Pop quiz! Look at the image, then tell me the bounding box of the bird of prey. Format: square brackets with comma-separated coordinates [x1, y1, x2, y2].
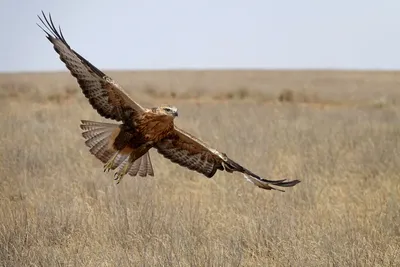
[37, 11, 300, 191]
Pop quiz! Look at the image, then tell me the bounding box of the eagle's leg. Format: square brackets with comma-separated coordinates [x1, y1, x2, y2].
[113, 144, 150, 184]
[114, 160, 133, 184]
[103, 151, 119, 172]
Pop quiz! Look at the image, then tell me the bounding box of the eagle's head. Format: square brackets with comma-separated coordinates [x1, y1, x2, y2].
[157, 105, 179, 118]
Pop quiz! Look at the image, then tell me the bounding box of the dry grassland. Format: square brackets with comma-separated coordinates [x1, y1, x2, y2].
[0, 70, 400, 266]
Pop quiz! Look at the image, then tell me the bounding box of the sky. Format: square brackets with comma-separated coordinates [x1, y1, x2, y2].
[1, 0, 400, 72]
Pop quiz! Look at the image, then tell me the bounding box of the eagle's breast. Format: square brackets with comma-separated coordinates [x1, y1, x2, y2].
[137, 112, 175, 143]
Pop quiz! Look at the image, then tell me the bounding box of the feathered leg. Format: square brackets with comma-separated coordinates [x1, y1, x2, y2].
[103, 151, 119, 172]
[113, 144, 151, 184]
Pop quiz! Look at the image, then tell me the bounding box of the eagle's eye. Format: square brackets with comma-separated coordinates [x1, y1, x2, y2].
[162, 106, 178, 117]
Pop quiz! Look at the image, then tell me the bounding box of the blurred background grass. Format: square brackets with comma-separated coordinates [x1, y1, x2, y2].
[0, 70, 399, 266]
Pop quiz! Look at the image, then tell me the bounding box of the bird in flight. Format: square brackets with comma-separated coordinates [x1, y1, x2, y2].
[37, 11, 300, 191]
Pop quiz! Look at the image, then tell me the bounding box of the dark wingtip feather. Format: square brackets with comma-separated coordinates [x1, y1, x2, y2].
[279, 179, 301, 187]
[266, 179, 301, 187]
[36, 12, 51, 37]
[224, 156, 301, 191]
[37, 10, 69, 46]
[267, 179, 301, 192]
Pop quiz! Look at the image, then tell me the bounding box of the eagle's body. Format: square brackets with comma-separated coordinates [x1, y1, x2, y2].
[37, 11, 300, 191]
[100, 106, 177, 180]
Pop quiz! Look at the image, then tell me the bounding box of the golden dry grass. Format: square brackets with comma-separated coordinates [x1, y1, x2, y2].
[1, 70, 400, 266]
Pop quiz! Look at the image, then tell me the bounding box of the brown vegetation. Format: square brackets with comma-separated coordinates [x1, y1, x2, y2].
[0, 70, 399, 266]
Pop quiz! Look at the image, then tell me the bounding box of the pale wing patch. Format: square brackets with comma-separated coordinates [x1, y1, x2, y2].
[243, 174, 278, 191]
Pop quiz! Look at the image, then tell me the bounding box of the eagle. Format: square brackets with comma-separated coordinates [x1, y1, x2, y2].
[37, 11, 300, 192]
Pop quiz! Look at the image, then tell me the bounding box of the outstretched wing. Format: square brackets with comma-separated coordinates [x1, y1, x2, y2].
[37, 11, 144, 122]
[155, 127, 300, 191]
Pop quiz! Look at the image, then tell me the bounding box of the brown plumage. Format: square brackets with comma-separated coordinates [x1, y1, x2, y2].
[37, 11, 300, 191]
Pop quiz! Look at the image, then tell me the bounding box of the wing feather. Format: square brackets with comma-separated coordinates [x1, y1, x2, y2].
[37, 11, 144, 122]
[155, 127, 300, 191]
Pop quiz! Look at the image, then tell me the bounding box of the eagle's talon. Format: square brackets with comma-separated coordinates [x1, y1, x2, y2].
[113, 161, 131, 184]
[114, 173, 124, 184]
[103, 162, 113, 172]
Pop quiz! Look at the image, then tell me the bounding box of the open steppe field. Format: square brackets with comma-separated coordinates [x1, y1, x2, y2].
[1, 70, 400, 266]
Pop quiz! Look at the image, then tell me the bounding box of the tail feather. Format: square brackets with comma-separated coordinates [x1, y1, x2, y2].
[128, 156, 142, 176]
[80, 120, 154, 177]
[82, 126, 114, 139]
[126, 152, 154, 177]
[85, 131, 112, 148]
[146, 153, 154, 176]
[138, 154, 148, 176]
[89, 137, 110, 155]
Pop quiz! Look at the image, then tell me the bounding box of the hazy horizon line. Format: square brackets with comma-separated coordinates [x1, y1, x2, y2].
[2, 67, 400, 75]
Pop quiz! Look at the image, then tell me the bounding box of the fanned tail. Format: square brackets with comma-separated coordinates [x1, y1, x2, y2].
[79, 120, 154, 177]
